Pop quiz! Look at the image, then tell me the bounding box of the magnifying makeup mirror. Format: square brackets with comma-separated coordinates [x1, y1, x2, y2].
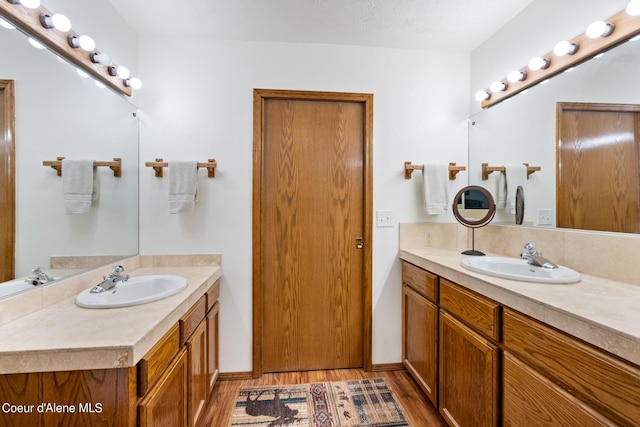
[452, 185, 496, 256]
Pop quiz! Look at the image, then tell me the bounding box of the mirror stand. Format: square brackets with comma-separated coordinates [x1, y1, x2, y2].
[462, 229, 485, 256]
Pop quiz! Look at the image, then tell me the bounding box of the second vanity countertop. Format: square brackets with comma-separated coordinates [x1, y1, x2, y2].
[0, 265, 221, 374]
[401, 247, 640, 366]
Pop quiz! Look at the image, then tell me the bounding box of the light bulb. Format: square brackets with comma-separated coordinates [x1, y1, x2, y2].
[28, 37, 45, 49]
[78, 35, 95, 51]
[90, 51, 112, 65]
[116, 66, 130, 79]
[586, 21, 614, 38]
[490, 81, 507, 93]
[627, 0, 640, 16]
[475, 90, 490, 102]
[554, 40, 579, 56]
[528, 56, 550, 71]
[20, 0, 40, 9]
[51, 14, 71, 32]
[129, 77, 142, 90]
[0, 18, 15, 30]
[507, 70, 527, 83]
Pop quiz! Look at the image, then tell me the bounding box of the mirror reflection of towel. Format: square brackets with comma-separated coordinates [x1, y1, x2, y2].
[498, 165, 527, 214]
[168, 161, 198, 214]
[423, 164, 449, 215]
[62, 159, 96, 214]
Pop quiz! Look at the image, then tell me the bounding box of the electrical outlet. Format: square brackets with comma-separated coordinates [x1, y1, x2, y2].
[538, 209, 553, 226]
[376, 210, 393, 228]
[424, 231, 433, 247]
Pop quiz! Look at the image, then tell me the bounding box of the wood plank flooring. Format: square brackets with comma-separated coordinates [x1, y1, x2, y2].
[198, 369, 446, 426]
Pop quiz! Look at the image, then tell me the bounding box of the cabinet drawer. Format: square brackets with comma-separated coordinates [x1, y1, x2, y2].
[503, 308, 640, 426]
[180, 295, 207, 345]
[206, 279, 220, 312]
[401, 261, 437, 302]
[138, 323, 181, 396]
[503, 351, 613, 427]
[439, 279, 501, 341]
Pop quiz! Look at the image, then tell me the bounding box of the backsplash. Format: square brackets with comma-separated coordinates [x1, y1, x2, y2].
[400, 222, 640, 286]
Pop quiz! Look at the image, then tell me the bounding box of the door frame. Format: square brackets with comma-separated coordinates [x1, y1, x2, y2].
[252, 89, 373, 377]
[0, 80, 15, 281]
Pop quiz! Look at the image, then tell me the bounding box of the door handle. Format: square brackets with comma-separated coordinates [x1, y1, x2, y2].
[355, 237, 364, 249]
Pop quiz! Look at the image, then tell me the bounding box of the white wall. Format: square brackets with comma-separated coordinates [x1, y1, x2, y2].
[470, 0, 630, 114]
[137, 37, 470, 372]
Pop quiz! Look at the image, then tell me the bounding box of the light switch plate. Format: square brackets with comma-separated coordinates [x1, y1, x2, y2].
[376, 210, 393, 227]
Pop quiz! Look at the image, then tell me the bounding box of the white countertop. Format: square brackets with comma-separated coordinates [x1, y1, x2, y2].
[0, 265, 221, 374]
[400, 248, 640, 366]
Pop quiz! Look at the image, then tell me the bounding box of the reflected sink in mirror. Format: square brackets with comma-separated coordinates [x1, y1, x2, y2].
[461, 257, 581, 284]
[0, 280, 36, 298]
[75, 275, 187, 309]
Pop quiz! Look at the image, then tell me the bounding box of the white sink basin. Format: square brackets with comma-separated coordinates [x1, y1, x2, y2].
[461, 257, 581, 284]
[0, 280, 35, 298]
[75, 275, 187, 309]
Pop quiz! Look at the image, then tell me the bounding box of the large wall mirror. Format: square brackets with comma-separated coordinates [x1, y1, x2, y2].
[0, 22, 139, 298]
[469, 34, 640, 232]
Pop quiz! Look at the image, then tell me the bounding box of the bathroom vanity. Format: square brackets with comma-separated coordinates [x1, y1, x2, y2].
[401, 248, 640, 427]
[0, 256, 221, 427]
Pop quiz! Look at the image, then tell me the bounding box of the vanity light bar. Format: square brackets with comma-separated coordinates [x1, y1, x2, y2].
[0, 1, 138, 96]
[476, 5, 640, 108]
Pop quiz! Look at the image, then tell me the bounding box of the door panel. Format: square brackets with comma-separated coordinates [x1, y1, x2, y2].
[255, 90, 372, 373]
[557, 103, 640, 233]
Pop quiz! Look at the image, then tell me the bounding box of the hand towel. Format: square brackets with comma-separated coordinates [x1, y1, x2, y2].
[423, 163, 449, 215]
[169, 161, 198, 214]
[62, 159, 96, 214]
[505, 165, 527, 214]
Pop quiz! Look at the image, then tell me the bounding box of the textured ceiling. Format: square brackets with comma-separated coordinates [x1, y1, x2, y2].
[105, 0, 534, 52]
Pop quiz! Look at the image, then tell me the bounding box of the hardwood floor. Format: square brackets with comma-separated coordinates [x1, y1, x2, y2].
[198, 368, 446, 426]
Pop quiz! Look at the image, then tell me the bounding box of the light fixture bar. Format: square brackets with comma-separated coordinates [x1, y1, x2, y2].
[0, 2, 131, 96]
[479, 8, 640, 108]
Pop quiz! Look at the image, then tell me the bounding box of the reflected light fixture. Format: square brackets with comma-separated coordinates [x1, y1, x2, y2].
[475, 90, 490, 102]
[627, 0, 640, 16]
[490, 81, 507, 93]
[0, 17, 16, 30]
[528, 56, 550, 71]
[27, 37, 45, 49]
[507, 70, 527, 83]
[586, 21, 615, 38]
[554, 40, 579, 56]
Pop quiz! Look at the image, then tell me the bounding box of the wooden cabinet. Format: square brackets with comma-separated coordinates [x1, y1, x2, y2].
[438, 311, 499, 427]
[503, 308, 640, 426]
[402, 284, 438, 405]
[401, 261, 438, 405]
[138, 348, 188, 427]
[0, 279, 220, 427]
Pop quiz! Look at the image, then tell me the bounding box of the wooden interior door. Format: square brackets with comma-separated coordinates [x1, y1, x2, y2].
[253, 89, 372, 374]
[557, 102, 640, 233]
[0, 80, 15, 282]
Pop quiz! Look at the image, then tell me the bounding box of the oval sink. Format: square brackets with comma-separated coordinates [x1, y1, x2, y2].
[75, 275, 187, 309]
[461, 257, 581, 284]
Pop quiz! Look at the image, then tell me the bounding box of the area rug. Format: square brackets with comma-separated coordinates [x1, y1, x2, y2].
[229, 378, 410, 427]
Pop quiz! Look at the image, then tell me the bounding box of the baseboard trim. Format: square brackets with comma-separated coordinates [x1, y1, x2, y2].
[217, 371, 254, 381]
[371, 363, 405, 372]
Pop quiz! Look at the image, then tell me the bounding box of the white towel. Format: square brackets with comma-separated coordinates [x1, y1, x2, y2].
[423, 163, 449, 215]
[62, 159, 96, 214]
[499, 165, 527, 214]
[169, 161, 198, 214]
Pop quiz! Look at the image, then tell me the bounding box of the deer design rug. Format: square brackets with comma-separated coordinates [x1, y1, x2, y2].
[229, 378, 410, 427]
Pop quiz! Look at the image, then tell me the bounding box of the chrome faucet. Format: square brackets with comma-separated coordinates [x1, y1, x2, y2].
[520, 243, 558, 269]
[90, 265, 130, 293]
[25, 267, 54, 286]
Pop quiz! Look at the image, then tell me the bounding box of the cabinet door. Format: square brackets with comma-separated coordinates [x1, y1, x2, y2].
[503, 351, 613, 427]
[187, 320, 208, 427]
[139, 348, 188, 427]
[207, 301, 220, 395]
[402, 284, 438, 405]
[439, 311, 499, 427]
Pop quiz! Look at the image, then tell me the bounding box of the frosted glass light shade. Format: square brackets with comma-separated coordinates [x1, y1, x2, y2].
[20, 0, 40, 9]
[78, 35, 95, 51]
[554, 41, 579, 56]
[507, 70, 527, 83]
[528, 57, 550, 71]
[116, 66, 130, 79]
[490, 81, 507, 93]
[627, 0, 640, 16]
[51, 14, 71, 32]
[475, 90, 490, 102]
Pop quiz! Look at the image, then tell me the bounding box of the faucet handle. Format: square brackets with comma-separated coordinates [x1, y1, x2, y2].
[111, 265, 125, 274]
[523, 242, 536, 255]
